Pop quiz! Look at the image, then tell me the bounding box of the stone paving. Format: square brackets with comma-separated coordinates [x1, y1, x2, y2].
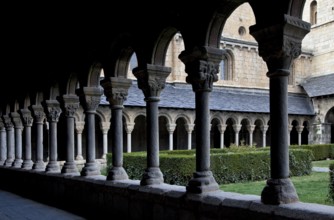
[0, 190, 85, 220]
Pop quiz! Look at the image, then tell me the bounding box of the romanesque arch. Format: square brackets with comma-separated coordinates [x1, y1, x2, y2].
[325, 107, 334, 143]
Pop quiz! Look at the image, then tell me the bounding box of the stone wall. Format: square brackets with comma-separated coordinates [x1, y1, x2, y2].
[0, 167, 333, 220]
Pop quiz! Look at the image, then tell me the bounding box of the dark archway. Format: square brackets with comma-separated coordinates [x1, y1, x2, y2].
[159, 116, 169, 151]
[174, 117, 187, 150]
[210, 118, 220, 148]
[132, 115, 147, 152]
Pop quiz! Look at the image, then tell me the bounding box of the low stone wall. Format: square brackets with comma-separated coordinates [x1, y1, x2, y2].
[0, 167, 333, 220]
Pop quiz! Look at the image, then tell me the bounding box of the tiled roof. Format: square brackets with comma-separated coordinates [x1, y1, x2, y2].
[100, 81, 315, 115]
[300, 73, 334, 97]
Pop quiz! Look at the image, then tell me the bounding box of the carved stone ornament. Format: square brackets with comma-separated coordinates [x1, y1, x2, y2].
[101, 77, 132, 107]
[63, 95, 80, 117]
[133, 64, 171, 99]
[10, 112, 23, 128]
[179, 46, 223, 92]
[45, 100, 62, 122]
[32, 105, 46, 123]
[20, 109, 34, 127]
[2, 115, 14, 128]
[83, 87, 103, 112]
[0, 118, 4, 129]
[249, 14, 310, 73]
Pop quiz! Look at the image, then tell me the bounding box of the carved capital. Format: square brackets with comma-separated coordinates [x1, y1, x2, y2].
[101, 77, 132, 108]
[45, 100, 62, 122]
[31, 105, 46, 124]
[10, 112, 23, 129]
[133, 64, 171, 100]
[0, 118, 4, 129]
[179, 46, 224, 92]
[83, 87, 103, 112]
[250, 15, 310, 75]
[2, 115, 14, 128]
[20, 109, 34, 127]
[75, 121, 85, 133]
[62, 94, 80, 117]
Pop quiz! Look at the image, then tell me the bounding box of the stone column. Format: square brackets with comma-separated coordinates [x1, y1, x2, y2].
[3, 115, 14, 167]
[167, 123, 176, 150]
[247, 125, 255, 146]
[250, 14, 310, 204]
[20, 109, 34, 169]
[75, 122, 85, 160]
[0, 118, 6, 165]
[81, 87, 103, 176]
[133, 64, 171, 185]
[125, 123, 135, 153]
[101, 77, 132, 180]
[218, 124, 226, 149]
[179, 46, 223, 193]
[288, 125, 293, 146]
[233, 124, 241, 146]
[100, 122, 110, 159]
[11, 112, 23, 168]
[61, 95, 80, 175]
[261, 125, 268, 148]
[185, 124, 195, 150]
[31, 105, 46, 171]
[296, 125, 304, 146]
[44, 100, 62, 173]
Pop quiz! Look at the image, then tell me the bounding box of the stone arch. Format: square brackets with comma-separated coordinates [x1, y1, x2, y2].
[174, 113, 193, 125]
[87, 62, 103, 88]
[66, 72, 80, 95]
[325, 107, 334, 143]
[152, 27, 180, 66]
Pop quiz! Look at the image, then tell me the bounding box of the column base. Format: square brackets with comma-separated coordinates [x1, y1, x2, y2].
[45, 161, 61, 173]
[76, 155, 84, 160]
[186, 171, 219, 194]
[22, 160, 34, 170]
[61, 161, 79, 175]
[13, 159, 23, 168]
[107, 166, 129, 181]
[140, 167, 164, 185]
[5, 159, 14, 167]
[0, 160, 6, 166]
[32, 161, 45, 171]
[81, 162, 100, 176]
[261, 178, 299, 205]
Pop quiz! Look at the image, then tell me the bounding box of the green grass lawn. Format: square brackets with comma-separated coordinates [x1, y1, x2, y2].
[220, 171, 333, 206]
[312, 159, 334, 167]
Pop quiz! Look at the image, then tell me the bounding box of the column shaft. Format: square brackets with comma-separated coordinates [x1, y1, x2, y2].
[270, 76, 289, 179]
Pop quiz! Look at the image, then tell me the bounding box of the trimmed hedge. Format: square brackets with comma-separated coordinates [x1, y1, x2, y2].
[107, 148, 313, 185]
[290, 144, 334, 161]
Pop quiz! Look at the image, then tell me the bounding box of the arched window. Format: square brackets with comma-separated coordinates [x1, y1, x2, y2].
[310, 1, 318, 25]
[219, 49, 234, 81]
